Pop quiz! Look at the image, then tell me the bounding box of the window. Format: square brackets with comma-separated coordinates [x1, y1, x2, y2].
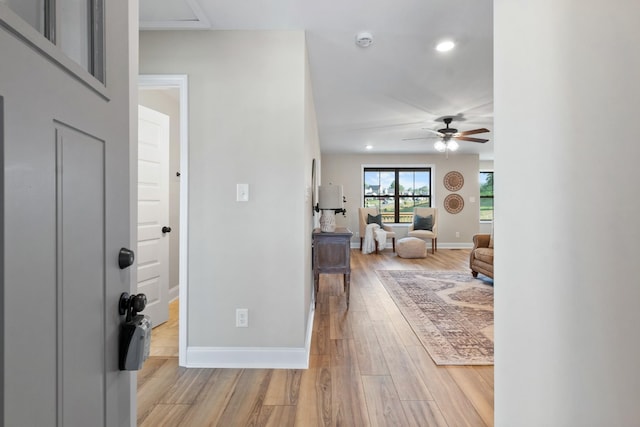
[364, 167, 431, 223]
[2, 0, 105, 82]
[0, 0, 46, 33]
[480, 171, 494, 221]
[60, 0, 105, 81]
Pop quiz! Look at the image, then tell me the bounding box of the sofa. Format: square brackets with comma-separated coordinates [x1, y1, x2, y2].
[470, 233, 493, 279]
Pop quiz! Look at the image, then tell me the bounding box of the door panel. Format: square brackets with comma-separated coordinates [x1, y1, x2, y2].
[138, 239, 160, 265]
[138, 105, 170, 327]
[57, 124, 106, 427]
[1, 2, 133, 425]
[138, 261, 161, 283]
[0, 96, 4, 425]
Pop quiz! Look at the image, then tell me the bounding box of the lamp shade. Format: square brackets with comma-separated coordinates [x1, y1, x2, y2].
[318, 184, 343, 209]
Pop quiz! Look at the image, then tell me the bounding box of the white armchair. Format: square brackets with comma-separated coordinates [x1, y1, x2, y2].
[407, 207, 438, 253]
[358, 207, 396, 253]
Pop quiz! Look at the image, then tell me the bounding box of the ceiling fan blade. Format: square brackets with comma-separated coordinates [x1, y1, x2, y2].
[458, 128, 490, 136]
[455, 136, 489, 143]
[421, 128, 445, 137]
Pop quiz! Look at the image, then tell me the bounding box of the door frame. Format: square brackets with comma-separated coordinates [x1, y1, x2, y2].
[138, 74, 189, 365]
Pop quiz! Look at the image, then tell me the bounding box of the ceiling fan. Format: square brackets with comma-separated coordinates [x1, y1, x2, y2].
[403, 117, 490, 152]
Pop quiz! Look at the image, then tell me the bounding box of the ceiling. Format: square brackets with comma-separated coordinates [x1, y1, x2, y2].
[139, 0, 494, 159]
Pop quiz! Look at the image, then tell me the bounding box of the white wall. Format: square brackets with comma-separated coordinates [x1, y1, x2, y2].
[304, 48, 322, 320]
[321, 153, 481, 247]
[140, 31, 318, 360]
[495, 0, 640, 424]
[138, 89, 181, 301]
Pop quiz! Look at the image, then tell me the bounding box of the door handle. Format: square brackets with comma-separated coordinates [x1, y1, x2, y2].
[119, 292, 147, 319]
[118, 248, 135, 269]
[162, 226, 172, 234]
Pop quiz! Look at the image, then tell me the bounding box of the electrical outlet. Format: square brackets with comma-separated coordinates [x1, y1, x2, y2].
[455, 231, 460, 238]
[236, 308, 248, 327]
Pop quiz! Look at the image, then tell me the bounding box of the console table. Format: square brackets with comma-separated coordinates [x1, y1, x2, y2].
[312, 227, 353, 308]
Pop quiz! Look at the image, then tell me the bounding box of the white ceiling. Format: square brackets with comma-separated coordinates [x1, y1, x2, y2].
[139, 0, 494, 159]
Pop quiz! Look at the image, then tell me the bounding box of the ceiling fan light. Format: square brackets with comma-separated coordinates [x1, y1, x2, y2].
[434, 140, 447, 152]
[447, 140, 459, 151]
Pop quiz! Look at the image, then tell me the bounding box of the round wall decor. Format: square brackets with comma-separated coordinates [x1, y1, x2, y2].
[444, 193, 464, 214]
[443, 171, 464, 191]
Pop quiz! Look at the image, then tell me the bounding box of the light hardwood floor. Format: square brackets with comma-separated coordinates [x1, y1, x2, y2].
[138, 248, 494, 426]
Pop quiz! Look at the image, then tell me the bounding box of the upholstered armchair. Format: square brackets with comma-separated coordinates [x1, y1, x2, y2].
[358, 207, 396, 253]
[470, 233, 494, 279]
[407, 207, 438, 253]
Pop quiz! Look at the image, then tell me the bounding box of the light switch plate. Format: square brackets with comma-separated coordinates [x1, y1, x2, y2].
[237, 184, 249, 202]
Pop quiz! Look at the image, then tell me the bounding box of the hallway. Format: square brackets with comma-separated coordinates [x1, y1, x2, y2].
[137, 249, 493, 426]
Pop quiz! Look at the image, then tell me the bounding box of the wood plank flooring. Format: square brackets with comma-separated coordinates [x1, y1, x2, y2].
[138, 248, 494, 426]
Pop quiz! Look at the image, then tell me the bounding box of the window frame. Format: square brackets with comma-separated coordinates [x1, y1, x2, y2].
[362, 165, 433, 223]
[0, 1, 107, 94]
[479, 170, 494, 222]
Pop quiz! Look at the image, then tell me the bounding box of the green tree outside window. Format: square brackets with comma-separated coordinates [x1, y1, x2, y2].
[480, 171, 494, 221]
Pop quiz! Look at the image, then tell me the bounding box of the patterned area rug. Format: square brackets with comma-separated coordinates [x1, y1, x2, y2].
[377, 270, 494, 365]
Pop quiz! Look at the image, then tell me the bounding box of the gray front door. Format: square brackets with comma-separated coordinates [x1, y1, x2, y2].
[1, 3, 133, 426]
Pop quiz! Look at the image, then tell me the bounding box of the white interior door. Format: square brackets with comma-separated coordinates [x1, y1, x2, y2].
[138, 105, 170, 327]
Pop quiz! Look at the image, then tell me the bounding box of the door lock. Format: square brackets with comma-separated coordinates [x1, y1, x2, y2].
[118, 248, 135, 269]
[118, 292, 151, 371]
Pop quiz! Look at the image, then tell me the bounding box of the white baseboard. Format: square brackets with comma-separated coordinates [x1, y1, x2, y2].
[439, 242, 474, 249]
[168, 285, 179, 302]
[184, 302, 316, 369]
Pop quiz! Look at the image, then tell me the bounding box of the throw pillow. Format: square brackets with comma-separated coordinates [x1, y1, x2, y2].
[413, 214, 433, 231]
[367, 213, 383, 227]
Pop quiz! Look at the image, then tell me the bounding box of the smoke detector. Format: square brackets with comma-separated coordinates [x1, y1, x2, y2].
[355, 32, 373, 48]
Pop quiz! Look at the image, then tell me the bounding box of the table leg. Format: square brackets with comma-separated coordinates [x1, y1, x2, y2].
[344, 273, 351, 308]
[314, 272, 319, 308]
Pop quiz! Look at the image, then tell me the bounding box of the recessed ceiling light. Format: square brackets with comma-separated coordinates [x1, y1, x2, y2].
[436, 40, 455, 52]
[365, 145, 373, 150]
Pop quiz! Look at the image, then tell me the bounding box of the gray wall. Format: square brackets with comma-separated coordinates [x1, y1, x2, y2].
[321, 153, 481, 247]
[140, 30, 319, 350]
[138, 89, 181, 301]
[495, 0, 640, 424]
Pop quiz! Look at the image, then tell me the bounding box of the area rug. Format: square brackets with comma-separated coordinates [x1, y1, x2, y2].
[376, 270, 493, 365]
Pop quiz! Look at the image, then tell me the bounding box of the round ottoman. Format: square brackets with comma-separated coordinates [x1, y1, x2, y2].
[396, 237, 427, 259]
